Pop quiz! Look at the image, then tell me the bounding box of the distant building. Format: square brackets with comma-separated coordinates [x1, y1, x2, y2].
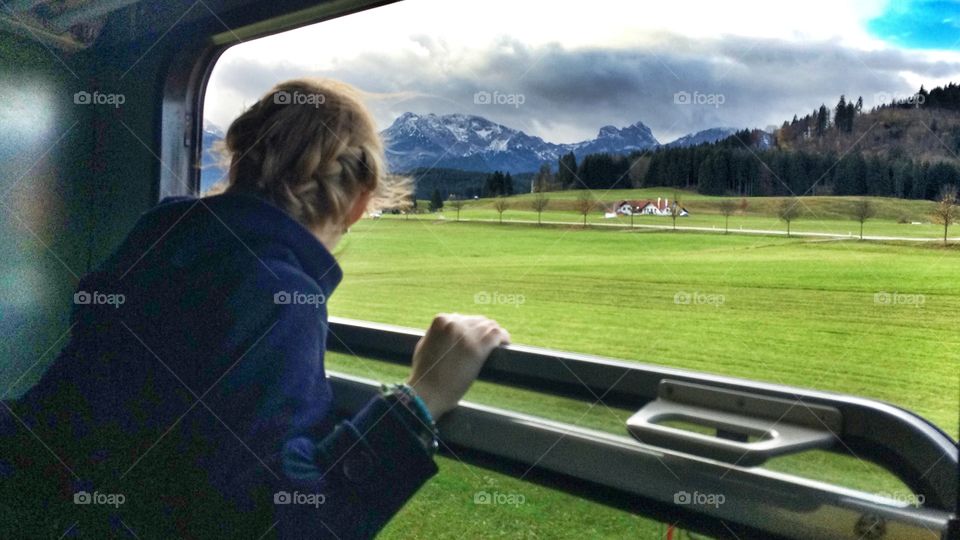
[613, 200, 643, 215]
[614, 197, 689, 217]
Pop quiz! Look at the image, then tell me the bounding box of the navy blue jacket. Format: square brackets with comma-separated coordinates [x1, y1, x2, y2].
[0, 193, 438, 538]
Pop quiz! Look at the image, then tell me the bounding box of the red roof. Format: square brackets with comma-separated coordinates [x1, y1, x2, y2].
[634, 199, 671, 210]
[615, 199, 673, 212]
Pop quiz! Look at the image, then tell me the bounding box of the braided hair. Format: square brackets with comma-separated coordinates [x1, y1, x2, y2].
[211, 78, 408, 228]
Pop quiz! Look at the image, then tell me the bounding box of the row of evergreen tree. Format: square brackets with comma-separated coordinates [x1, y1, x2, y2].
[483, 171, 516, 197]
[879, 83, 960, 111]
[783, 84, 960, 141]
[543, 144, 959, 200]
[650, 146, 959, 199]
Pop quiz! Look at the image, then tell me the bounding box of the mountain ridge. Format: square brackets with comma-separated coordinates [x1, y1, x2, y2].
[380, 112, 663, 174]
[200, 114, 760, 189]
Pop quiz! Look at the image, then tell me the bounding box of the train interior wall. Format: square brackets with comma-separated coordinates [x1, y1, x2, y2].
[1, 30, 165, 395]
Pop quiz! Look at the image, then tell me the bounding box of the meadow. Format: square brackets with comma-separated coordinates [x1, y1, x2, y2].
[325, 208, 959, 538]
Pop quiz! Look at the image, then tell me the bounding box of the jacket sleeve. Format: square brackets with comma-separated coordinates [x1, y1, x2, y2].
[225, 264, 439, 539]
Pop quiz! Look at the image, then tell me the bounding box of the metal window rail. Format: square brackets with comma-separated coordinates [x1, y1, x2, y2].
[326, 317, 958, 540]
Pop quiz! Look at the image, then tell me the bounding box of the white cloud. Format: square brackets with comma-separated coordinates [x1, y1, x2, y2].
[204, 0, 960, 141]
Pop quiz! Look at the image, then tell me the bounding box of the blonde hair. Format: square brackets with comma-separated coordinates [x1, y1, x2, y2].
[209, 78, 409, 228]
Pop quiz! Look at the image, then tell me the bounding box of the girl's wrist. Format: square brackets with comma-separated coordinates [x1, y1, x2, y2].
[382, 382, 439, 456]
[406, 379, 444, 419]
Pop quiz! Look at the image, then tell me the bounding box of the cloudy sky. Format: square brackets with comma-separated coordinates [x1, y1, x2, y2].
[204, 0, 960, 144]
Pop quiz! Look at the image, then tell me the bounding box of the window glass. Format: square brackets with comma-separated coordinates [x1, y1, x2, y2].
[202, 1, 960, 527]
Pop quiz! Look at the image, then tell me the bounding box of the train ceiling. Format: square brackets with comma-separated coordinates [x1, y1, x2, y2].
[0, 0, 138, 50]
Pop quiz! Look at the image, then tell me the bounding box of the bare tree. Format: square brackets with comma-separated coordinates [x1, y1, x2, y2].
[493, 197, 509, 224]
[777, 198, 802, 237]
[932, 185, 958, 245]
[850, 199, 876, 240]
[718, 199, 737, 234]
[670, 192, 683, 231]
[530, 192, 550, 225]
[448, 197, 466, 222]
[575, 191, 594, 227]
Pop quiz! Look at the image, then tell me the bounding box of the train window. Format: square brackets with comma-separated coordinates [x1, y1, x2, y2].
[198, 0, 958, 536]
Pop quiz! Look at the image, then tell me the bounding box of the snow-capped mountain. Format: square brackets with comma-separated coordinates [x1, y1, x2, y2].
[200, 114, 767, 180]
[381, 112, 660, 173]
[665, 127, 739, 148]
[199, 125, 226, 192]
[567, 122, 660, 156]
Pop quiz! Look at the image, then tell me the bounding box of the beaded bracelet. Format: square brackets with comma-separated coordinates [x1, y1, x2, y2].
[380, 383, 439, 456]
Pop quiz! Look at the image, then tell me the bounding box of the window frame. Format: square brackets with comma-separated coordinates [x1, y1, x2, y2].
[158, 0, 401, 199]
[158, 3, 960, 535]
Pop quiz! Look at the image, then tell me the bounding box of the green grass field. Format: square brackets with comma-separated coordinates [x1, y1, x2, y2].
[326, 214, 959, 538]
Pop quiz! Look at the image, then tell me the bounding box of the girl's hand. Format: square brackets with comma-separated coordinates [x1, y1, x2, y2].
[407, 314, 510, 419]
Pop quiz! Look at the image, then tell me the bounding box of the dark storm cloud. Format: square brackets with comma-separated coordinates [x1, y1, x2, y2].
[209, 33, 960, 143]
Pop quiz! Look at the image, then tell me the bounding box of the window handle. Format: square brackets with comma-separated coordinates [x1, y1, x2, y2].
[626, 380, 842, 467]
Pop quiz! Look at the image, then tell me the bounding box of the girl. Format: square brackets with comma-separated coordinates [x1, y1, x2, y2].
[2, 79, 509, 538]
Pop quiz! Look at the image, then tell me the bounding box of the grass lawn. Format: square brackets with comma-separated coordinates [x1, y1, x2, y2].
[327, 217, 959, 538]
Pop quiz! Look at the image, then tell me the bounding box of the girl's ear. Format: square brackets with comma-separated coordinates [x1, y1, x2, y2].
[346, 189, 373, 227]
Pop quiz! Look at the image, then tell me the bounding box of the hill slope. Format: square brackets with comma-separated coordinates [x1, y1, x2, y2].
[777, 106, 960, 166]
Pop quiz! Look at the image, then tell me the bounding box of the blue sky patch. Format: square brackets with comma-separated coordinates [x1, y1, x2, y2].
[867, 0, 960, 50]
